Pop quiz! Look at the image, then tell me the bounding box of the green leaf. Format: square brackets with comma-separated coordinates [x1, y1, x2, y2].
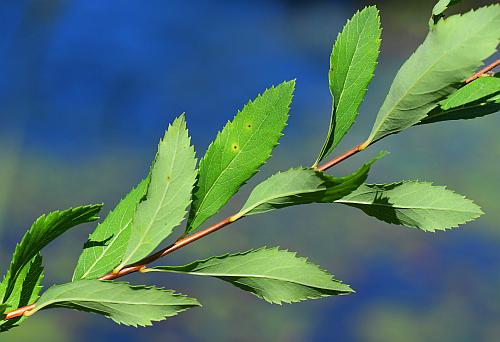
[1, 205, 102, 301]
[186, 81, 295, 233]
[0, 255, 44, 332]
[73, 177, 149, 280]
[439, 76, 500, 110]
[316, 6, 381, 164]
[367, 5, 500, 144]
[30, 280, 200, 327]
[1, 255, 44, 307]
[117, 115, 197, 269]
[235, 152, 385, 218]
[429, 0, 462, 28]
[419, 76, 500, 124]
[420, 95, 500, 124]
[336, 181, 483, 232]
[151, 247, 352, 304]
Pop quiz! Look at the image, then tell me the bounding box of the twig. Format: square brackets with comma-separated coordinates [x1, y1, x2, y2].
[465, 59, 499, 84]
[316, 143, 366, 172]
[5, 61, 496, 320]
[99, 218, 232, 280]
[4, 304, 35, 320]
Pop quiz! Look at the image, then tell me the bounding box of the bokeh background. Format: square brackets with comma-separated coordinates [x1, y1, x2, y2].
[1, 0, 499, 341]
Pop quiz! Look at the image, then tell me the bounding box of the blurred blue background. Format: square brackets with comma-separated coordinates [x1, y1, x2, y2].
[1, 0, 499, 341]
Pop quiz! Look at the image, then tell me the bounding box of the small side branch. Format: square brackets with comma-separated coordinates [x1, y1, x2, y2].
[316, 143, 365, 172]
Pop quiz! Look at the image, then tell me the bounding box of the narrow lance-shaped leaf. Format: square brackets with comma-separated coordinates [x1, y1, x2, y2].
[0, 254, 44, 332]
[438, 76, 500, 110]
[235, 152, 385, 218]
[429, 0, 462, 28]
[0, 255, 44, 309]
[366, 5, 500, 144]
[73, 177, 149, 280]
[316, 6, 381, 164]
[1, 205, 102, 301]
[29, 280, 201, 327]
[336, 181, 483, 232]
[117, 115, 197, 269]
[186, 80, 295, 233]
[150, 247, 352, 304]
[420, 94, 500, 124]
[419, 75, 500, 124]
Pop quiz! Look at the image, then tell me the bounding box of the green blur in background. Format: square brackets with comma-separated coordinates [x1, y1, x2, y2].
[0, 0, 499, 341]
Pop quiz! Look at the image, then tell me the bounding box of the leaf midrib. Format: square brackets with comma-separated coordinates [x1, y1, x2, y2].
[334, 10, 375, 134]
[240, 187, 323, 216]
[38, 297, 183, 309]
[153, 269, 342, 290]
[190, 96, 282, 226]
[121, 127, 182, 266]
[336, 199, 480, 213]
[425, 99, 500, 121]
[318, 9, 377, 162]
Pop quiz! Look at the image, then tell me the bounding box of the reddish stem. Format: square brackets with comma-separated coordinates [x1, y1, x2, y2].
[465, 59, 499, 84]
[4, 304, 35, 320]
[99, 218, 232, 281]
[316, 144, 364, 172]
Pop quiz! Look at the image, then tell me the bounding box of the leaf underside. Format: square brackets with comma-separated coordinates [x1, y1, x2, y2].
[368, 5, 500, 143]
[238, 151, 385, 217]
[73, 177, 149, 280]
[118, 115, 197, 268]
[152, 247, 352, 304]
[31, 280, 201, 327]
[336, 181, 483, 232]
